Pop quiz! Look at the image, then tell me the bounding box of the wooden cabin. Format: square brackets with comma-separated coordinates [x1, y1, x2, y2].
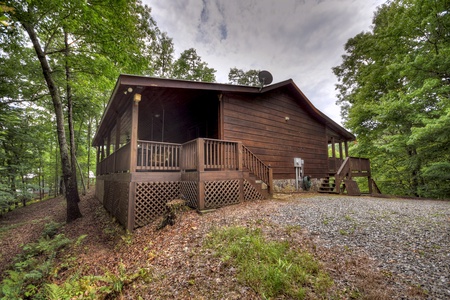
[93, 75, 372, 231]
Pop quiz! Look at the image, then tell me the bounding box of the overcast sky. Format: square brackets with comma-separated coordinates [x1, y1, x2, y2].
[144, 0, 385, 126]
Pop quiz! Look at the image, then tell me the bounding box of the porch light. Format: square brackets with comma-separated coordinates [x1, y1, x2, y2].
[285, 116, 290, 122]
[133, 93, 141, 103]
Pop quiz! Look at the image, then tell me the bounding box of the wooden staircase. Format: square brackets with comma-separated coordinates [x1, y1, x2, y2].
[243, 170, 270, 199]
[318, 157, 380, 195]
[242, 145, 273, 198]
[318, 175, 338, 194]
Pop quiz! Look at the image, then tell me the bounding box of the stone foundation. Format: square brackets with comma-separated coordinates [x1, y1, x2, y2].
[273, 178, 321, 193]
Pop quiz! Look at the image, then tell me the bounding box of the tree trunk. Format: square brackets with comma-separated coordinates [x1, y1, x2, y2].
[22, 23, 82, 222]
[64, 30, 81, 202]
[408, 147, 421, 197]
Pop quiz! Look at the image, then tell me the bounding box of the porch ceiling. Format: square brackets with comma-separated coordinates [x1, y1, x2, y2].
[92, 76, 228, 146]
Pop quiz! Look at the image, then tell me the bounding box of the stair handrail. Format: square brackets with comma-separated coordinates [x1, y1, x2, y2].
[334, 157, 351, 193]
[242, 145, 272, 189]
[336, 157, 351, 177]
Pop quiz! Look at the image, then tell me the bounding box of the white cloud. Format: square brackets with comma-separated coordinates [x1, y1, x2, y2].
[146, 0, 385, 126]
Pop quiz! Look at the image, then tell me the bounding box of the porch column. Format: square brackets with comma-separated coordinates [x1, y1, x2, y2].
[218, 93, 224, 139]
[101, 139, 105, 161]
[115, 114, 121, 151]
[106, 132, 111, 156]
[344, 141, 349, 158]
[127, 93, 140, 232]
[331, 136, 336, 171]
[129, 93, 140, 173]
[96, 146, 100, 175]
[339, 141, 343, 159]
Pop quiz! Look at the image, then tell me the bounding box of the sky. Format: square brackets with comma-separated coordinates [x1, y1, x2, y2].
[144, 0, 386, 126]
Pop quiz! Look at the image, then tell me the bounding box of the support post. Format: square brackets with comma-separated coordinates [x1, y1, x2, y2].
[127, 181, 136, 232]
[129, 94, 140, 173]
[344, 141, 349, 158]
[96, 146, 100, 175]
[331, 136, 336, 172]
[268, 167, 274, 195]
[197, 138, 205, 210]
[115, 114, 121, 151]
[106, 132, 111, 156]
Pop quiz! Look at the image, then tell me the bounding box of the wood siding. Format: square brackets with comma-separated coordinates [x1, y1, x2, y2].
[222, 89, 328, 179]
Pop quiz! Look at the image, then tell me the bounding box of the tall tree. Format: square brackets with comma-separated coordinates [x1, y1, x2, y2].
[228, 67, 260, 86]
[333, 0, 450, 198]
[172, 48, 216, 82]
[2, 0, 158, 221]
[152, 31, 175, 78]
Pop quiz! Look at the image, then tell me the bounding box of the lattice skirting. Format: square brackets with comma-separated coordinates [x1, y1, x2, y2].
[244, 179, 264, 201]
[103, 181, 129, 227]
[204, 180, 240, 209]
[134, 181, 181, 228]
[181, 181, 198, 209]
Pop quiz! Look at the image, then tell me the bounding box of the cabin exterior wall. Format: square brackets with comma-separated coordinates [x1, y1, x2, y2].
[222, 89, 329, 180]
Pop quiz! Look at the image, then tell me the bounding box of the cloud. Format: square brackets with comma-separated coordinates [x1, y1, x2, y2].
[147, 0, 385, 126]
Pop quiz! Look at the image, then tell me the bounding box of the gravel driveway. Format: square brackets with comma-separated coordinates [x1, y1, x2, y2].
[270, 195, 450, 299]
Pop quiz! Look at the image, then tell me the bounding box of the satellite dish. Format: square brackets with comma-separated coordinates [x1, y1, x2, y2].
[258, 70, 273, 87]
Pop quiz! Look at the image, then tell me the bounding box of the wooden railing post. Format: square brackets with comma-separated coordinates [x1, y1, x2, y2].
[237, 142, 243, 171]
[197, 138, 205, 210]
[197, 138, 205, 172]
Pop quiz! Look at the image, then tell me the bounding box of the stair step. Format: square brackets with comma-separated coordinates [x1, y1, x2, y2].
[318, 190, 339, 194]
[319, 186, 335, 191]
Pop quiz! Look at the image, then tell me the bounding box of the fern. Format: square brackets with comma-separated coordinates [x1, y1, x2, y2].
[45, 283, 68, 300]
[0, 228, 72, 299]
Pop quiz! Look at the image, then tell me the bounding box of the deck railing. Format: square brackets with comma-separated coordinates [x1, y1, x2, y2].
[204, 138, 240, 170]
[242, 145, 271, 186]
[180, 139, 198, 171]
[97, 138, 272, 190]
[137, 140, 181, 171]
[97, 143, 130, 175]
[328, 157, 344, 174]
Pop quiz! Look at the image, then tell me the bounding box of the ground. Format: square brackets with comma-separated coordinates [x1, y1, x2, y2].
[0, 191, 430, 299]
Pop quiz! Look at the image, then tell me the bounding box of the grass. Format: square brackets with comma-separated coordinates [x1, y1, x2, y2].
[205, 226, 333, 299]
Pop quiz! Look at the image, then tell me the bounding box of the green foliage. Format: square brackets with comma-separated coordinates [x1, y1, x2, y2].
[43, 263, 152, 300]
[334, 0, 450, 198]
[152, 30, 175, 78]
[0, 230, 71, 299]
[172, 48, 217, 82]
[205, 226, 333, 299]
[42, 221, 63, 238]
[228, 67, 261, 86]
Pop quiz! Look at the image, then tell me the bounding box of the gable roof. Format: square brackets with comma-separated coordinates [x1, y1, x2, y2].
[93, 74, 355, 146]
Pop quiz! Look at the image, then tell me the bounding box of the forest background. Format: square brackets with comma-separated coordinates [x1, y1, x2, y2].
[0, 0, 449, 221]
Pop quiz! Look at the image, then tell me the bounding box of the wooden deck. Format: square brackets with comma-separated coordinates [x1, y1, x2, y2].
[97, 138, 272, 187]
[96, 138, 273, 231]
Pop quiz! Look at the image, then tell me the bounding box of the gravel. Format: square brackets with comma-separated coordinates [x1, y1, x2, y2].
[270, 195, 450, 299]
